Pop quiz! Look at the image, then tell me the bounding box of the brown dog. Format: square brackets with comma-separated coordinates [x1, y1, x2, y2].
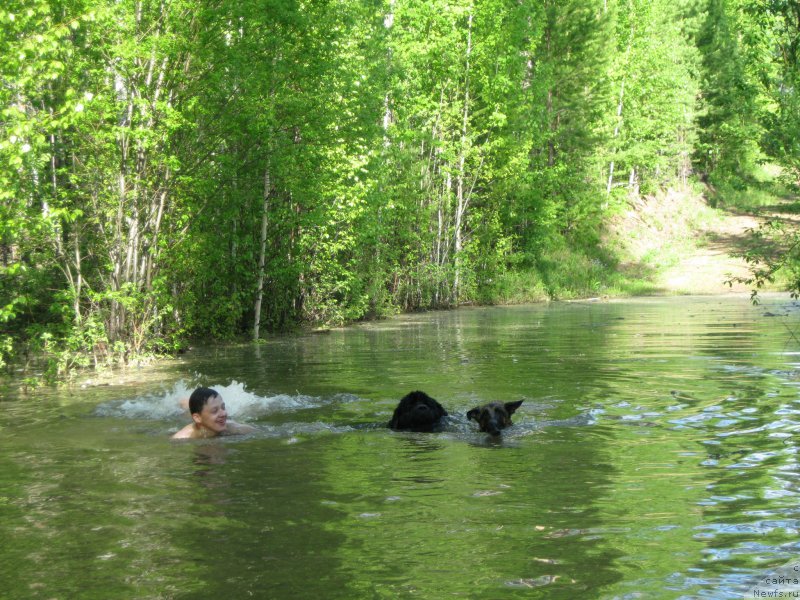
[467, 400, 523, 436]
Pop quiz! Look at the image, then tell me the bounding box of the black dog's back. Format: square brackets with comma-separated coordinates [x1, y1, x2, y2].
[388, 391, 448, 432]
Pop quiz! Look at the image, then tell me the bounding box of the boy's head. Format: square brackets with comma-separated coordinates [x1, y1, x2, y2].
[188, 387, 220, 415]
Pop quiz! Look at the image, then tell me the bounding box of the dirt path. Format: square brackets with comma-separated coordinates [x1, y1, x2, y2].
[653, 192, 800, 296]
[658, 211, 763, 295]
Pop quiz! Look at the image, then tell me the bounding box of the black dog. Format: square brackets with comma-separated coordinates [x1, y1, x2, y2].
[467, 400, 523, 436]
[388, 391, 448, 432]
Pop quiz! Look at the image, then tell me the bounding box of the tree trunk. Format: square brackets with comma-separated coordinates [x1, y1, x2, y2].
[606, 80, 624, 196]
[452, 12, 473, 305]
[253, 165, 272, 340]
[545, 21, 555, 170]
[608, 11, 634, 198]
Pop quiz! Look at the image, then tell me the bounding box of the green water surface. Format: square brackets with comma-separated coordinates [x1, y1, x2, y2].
[2, 296, 800, 599]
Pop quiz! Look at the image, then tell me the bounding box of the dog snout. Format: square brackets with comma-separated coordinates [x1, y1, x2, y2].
[484, 417, 502, 435]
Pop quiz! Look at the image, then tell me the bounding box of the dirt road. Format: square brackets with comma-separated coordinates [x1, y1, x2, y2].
[658, 211, 763, 295]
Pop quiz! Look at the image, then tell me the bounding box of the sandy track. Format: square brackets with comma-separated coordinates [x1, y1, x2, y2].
[658, 212, 763, 295]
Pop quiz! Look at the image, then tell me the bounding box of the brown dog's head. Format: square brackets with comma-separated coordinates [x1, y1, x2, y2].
[467, 400, 523, 436]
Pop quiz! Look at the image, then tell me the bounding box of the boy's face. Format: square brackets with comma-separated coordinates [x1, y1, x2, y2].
[191, 395, 228, 434]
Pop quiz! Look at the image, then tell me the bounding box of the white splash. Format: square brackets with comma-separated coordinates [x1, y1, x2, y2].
[94, 380, 327, 421]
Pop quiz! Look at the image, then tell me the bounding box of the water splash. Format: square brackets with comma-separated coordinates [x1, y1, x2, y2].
[94, 380, 332, 421]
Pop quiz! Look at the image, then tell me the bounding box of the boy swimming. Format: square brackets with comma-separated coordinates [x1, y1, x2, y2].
[173, 387, 256, 439]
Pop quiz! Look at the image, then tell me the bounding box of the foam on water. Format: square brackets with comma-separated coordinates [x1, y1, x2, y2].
[94, 380, 331, 421]
[93, 381, 595, 443]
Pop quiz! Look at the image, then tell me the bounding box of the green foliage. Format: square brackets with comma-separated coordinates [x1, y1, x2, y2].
[695, 0, 772, 187]
[694, 1, 800, 299]
[603, 0, 703, 195]
[3, 0, 800, 379]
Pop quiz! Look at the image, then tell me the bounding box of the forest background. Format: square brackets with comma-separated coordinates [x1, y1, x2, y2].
[1, 0, 799, 380]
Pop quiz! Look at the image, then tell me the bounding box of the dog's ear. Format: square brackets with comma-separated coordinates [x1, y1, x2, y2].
[466, 408, 480, 422]
[504, 400, 523, 415]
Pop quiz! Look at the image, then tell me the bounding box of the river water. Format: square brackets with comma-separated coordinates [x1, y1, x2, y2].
[2, 295, 800, 599]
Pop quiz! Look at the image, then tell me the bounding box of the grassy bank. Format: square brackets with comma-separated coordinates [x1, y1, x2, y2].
[7, 176, 796, 389]
[490, 185, 725, 303]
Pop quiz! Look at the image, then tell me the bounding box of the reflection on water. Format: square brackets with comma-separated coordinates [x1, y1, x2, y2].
[1, 295, 800, 598]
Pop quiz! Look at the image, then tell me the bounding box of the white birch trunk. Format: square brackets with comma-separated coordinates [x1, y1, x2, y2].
[253, 166, 272, 340]
[607, 9, 635, 198]
[453, 12, 473, 305]
[606, 80, 625, 196]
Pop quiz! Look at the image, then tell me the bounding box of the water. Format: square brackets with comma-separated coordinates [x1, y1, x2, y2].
[2, 295, 800, 599]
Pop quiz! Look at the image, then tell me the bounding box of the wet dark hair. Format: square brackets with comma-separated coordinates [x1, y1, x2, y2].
[188, 387, 220, 415]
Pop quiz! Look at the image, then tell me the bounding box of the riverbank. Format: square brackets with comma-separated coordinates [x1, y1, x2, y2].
[4, 182, 797, 392]
[606, 184, 795, 297]
[489, 185, 787, 304]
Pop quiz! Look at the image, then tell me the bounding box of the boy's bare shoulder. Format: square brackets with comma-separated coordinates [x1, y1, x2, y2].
[172, 424, 198, 439]
[224, 421, 257, 435]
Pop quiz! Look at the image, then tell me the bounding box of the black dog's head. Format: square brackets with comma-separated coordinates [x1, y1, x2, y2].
[388, 391, 448, 432]
[467, 400, 523, 436]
